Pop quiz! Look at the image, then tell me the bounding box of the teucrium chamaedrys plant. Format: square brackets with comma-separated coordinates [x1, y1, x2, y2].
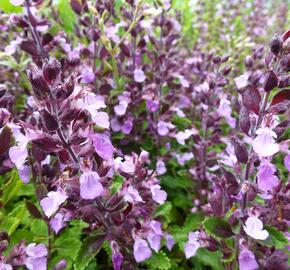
[0, 0, 289, 269]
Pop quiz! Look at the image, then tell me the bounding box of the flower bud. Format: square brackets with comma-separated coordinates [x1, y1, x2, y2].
[263, 70, 278, 92]
[270, 34, 283, 56]
[213, 56, 221, 64]
[42, 58, 62, 84]
[41, 109, 59, 131]
[27, 64, 50, 99]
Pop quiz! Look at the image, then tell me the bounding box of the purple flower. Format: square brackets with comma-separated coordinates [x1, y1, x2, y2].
[184, 231, 200, 259]
[0, 262, 12, 270]
[134, 69, 146, 83]
[243, 216, 269, 240]
[238, 247, 259, 270]
[25, 243, 48, 270]
[79, 171, 104, 200]
[50, 213, 68, 234]
[146, 100, 159, 112]
[147, 220, 163, 252]
[156, 160, 167, 175]
[164, 233, 175, 251]
[111, 241, 123, 270]
[92, 133, 115, 161]
[150, 184, 167, 204]
[124, 186, 144, 203]
[91, 111, 110, 129]
[121, 119, 133, 135]
[81, 68, 95, 84]
[175, 129, 195, 145]
[133, 238, 152, 263]
[252, 127, 279, 157]
[157, 121, 174, 136]
[40, 190, 68, 218]
[175, 152, 193, 166]
[114, 102, 128, 116]
[284, 154, 290, 172]
[18, 165, 30, 184]
[257, 160, 279, 199]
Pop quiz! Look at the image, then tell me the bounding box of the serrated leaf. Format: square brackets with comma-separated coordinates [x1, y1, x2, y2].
[203, 217, 234, 239]
[155, 202, 172, 224]
[195, 248, 224, 270]
[145, 251, 171, 270]
[264, 226, 288, 249]
[74, 233, 107, 270]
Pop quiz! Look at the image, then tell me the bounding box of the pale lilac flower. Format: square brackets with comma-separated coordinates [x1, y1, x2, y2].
[238, 247, 259, 270]
[284, 154, 290, 172]
[92, 133, 115, 161]
[40, 190, 68, 218]
[175, 129, 195, 145]
[91, 111, 110, 129]
[217, 99, 236, 128]
[146, 100, 159, 112]
[156, 160, 167, 175]
[252, 127, 279, 157]
[115, 156, 135, 175]
[164, 233, 175, 251]
[18, 165, 30, 184]
[176, 74, 190, 88]
[184, 231, 200, 259]
[4, 37, 22, 55]
[50, 213, 65, 234]
[243, 216, 269, 240]
[150, 184, 167, 204]
[235, 73, 249, 89]
[0, 262, 12, 270]
[111, 118, 121, 132]
[147, 220, 163, 252]
[175, 152, 193, 166]
[79, 171, 103, 200]
[124, 186, 144, 203]
[157, 121, 174, 136]
[25, 243, 47, 270]
[121, 118, 133, 134]
[133, 238, 152, 263]
[114, 102, 128, 116]
[257, 160, 279, 199]
[10, 0, 25, 6]
[134, 69, 146, 83]
[81, 68, 95, 84]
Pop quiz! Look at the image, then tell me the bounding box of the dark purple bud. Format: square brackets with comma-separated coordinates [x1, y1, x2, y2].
[264, 70, 278, 93]
[42, 58, 62, 84]
[28, 64, 50, 99]
[70, 0, 82, 15]
[241, 85, 261, 115]
[0, 126, 12, 156]
[213, 56, 221, 64]
[239, 106, 251, 135]
[26, 200, 43, 219]
[279, 54, 290, 72]
[20, 40, 38, 57]
[221, 65, 232, 76]
[111, 241, 123, 270]
[244, 55, 254, 68]
[53, 259, 67, 270]
[221, 54, 229, 63]
[270, 34, 283, 56]
[41, 109, 59, 131]
[233, 140, 248, 164]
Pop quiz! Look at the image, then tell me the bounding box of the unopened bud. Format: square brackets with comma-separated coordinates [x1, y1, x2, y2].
[42, 58, 62, 84]
[263, 70, 278, 92]
[270, 34, 283, 56]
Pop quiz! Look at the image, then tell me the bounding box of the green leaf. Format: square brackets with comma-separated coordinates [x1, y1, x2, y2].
[145, 251, 171, 270]
[74, 233, 107, 270]
[203, 217, 234, 239]
[154, 202, 172, 225]
[195, 248, 224, 270]
[55, 0, 77, 33]
[0, 0, 23, 13]
[172, 115, 192, 129]
[264, 226, 288, 249]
